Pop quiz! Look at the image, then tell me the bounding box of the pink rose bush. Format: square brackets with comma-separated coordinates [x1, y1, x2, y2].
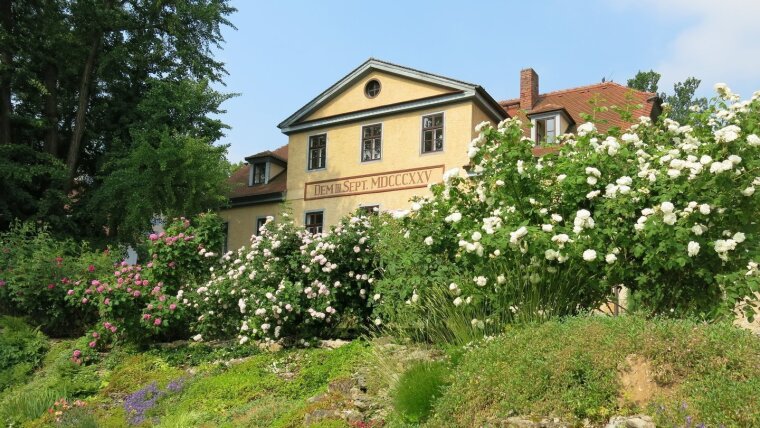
[65, 213, 223, 351]
[0, 221, 116, 335]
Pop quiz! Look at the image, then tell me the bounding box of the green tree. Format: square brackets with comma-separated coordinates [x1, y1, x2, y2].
[0, 0, 236, 242]
[627, 70, 708, 123]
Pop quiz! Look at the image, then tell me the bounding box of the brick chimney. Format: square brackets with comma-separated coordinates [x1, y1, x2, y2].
[519, 68, 539, 110]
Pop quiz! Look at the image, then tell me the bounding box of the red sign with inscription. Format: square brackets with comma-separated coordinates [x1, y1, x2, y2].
[303, 165, 444, 200]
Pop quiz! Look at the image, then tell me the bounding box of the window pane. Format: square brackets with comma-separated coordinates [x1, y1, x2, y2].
[433, 114, 443, 127]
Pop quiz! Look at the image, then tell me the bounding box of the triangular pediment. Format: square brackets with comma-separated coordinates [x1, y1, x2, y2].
[279, 59, 481, 130]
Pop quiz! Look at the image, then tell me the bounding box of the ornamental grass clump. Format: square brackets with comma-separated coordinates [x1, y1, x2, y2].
[384, 84, 760, 325]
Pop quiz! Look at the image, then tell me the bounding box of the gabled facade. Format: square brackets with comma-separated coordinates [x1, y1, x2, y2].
[278, 58, 507, 230]
[218, 60, 661, 250]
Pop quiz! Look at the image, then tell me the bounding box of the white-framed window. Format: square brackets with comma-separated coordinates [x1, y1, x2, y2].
[221, 222, 229, 254]
[255, 216, 269, 235]
[531, 114, 560, 144]
[361, 123, 382, 162]
[421, 113, 444, 153]
[308, 134, 327, 170]
[305, 210, 324, 234]
[251, 162, 267, 185]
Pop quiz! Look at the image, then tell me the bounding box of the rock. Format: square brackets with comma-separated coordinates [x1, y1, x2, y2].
[605, 415, 655, 428]
[327, 377, 356, 395]
[321, 339, 351, 349]
[303, 409, 341, 426]
[497, 416, 570, 427]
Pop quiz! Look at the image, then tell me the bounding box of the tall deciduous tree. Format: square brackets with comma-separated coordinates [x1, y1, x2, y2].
[0, 0, 236, 242]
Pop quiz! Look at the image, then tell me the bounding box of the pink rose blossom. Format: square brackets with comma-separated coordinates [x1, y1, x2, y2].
[73, 350, 82, 358]
[67, 289, 74, 295]
[133, 291, 141, 298]
[142, 314, 151, 320]
[47, 283, 55, 289]
[103, 298, 110, 305]
[88, 341, 96, 348]
[81, 298, 88, 304]
[88, 265, 95, 272]
[91, 280, 100, 286]
[92, 332, 99, 338]
[149, 233, 158, 241]
[153, 318, 162, 326]
[169, 303, 177, 311]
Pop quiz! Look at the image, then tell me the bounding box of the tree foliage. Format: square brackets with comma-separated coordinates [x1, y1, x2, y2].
[0, 0, 236, 242]
[627, 69, 708, 123]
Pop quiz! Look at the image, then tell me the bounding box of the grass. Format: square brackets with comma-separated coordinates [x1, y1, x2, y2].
[392, 361, 448, 423]
[2, 316, 757, 427]
[0, 316, 48, 391]
[428, 316, 760, 427]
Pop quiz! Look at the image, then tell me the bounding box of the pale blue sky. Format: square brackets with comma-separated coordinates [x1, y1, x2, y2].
[214, 0, 760, 162]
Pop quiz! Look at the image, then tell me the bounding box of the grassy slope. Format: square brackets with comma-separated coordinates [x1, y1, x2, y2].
[2, 316, 759, 427]
[429, 316, 760, 427]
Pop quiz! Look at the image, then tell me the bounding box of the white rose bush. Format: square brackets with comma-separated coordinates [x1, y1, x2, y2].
[387, 84, 759, 323]
[186, 212, 381, 342]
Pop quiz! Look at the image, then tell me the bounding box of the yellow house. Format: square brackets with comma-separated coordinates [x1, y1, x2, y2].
[277, 58, 506, 233]
[219, 59, 660, 249]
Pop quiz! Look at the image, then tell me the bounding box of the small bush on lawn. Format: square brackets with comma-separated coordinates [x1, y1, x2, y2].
[430, 316, 760, 427]
[0, 316, 48, 391]
[0, 221, 118, 335]
[392, 360, 448, 423]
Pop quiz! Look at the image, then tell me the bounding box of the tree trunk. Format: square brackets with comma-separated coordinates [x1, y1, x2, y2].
[65, 35, 101, 189]
[0, 0, 13, 145]
[43, 62, 58, 156]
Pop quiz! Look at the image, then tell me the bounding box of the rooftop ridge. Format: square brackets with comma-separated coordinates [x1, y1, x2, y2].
[500, 81, 657, 105]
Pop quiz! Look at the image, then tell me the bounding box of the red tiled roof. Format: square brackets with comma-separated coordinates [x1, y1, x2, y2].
[500, 82, 660, 134]
[228, 144, 289, 200]
[228, 165, 287, 199]
[245, 144, 289, 162]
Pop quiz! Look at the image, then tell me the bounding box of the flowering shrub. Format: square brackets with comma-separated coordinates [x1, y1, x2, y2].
[0, 221, 117, 335]
[146, 212, 224, 292]
[188, 211, 381, 343]
[388, 84, 760, 322]
[66, 213, 223, 350]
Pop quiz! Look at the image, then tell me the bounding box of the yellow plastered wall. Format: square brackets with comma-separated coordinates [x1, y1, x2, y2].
[305, 71, 456, 121]
[471, 103, 494, 133]
[269, 163, 285, 180]
[219, 203, 282, 250]
[287, 101, 492, 227]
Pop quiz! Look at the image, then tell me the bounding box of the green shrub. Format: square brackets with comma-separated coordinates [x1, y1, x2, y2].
[0, 221, 118, 335]
[393, 361, 448, 423]
[0, 316, 48, 391]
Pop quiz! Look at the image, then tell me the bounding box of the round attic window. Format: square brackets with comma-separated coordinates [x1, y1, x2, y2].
[364, 79, 381, 98]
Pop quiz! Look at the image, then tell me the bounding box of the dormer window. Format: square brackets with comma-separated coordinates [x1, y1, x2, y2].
[529, 109, 572, 145]
[535, 116, 556, 144]
[251, 162, 268, 185]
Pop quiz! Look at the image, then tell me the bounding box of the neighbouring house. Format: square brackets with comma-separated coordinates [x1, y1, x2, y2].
[218, 59, 661, 250]
[219, 145, 288, 250]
